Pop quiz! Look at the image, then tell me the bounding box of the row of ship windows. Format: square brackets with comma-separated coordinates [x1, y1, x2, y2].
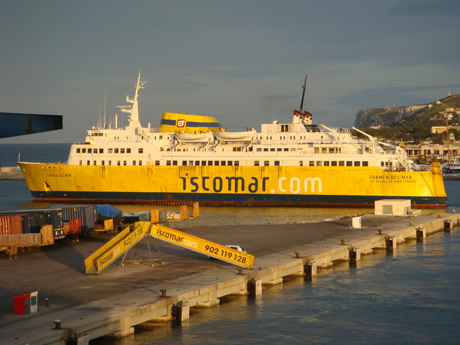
[76, 148, 144, 154]
[79, 160, 370, 167]
[76, 147, 342, 155]
[80, 160, 144, 166]
[256, 135, 316, 140]
[254, 147, 343, 153]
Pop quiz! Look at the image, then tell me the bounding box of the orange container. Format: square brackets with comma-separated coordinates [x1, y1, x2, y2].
[0, 215, 23, 235]
[69, 218, 82, 235]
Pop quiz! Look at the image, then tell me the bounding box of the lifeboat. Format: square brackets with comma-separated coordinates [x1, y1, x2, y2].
[176, 131, 213, 142]
[215, 129, 256, 141]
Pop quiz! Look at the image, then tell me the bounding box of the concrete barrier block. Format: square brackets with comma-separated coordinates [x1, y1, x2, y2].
[352, 216, 361, 228]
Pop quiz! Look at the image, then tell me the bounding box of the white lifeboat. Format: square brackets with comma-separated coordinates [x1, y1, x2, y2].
[215, 129, 256, 141]
[176, 131, 213, 142]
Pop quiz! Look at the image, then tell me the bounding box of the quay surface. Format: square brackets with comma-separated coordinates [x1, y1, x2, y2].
[0, 212, 458, 345]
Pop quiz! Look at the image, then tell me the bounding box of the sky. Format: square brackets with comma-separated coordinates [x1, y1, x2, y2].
[1, 0, 460, 143]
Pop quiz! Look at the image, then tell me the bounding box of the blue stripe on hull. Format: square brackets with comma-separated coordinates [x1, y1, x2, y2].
[30, 191, 448, 208]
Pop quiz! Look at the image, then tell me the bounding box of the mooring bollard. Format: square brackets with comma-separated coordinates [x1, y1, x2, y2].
[160, 289, 167, 298]
[53, 320, 62, 330]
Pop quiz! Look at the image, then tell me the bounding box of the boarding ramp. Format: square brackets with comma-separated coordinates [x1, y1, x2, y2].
[85, 225, 153, 274]
[85, 222, 254, 274]
[147, 223, 254, 268]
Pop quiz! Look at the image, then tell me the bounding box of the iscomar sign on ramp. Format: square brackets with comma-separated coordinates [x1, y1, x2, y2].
[85, 222, 254, 274]
[85, 225, 149, 274]
[147, 223, 254, 268]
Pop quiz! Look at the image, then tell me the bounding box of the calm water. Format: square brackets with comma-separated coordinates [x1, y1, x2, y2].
[1, 144, 460, 344]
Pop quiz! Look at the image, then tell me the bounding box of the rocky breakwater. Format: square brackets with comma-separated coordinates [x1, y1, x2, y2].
[0, 166, 24, 180]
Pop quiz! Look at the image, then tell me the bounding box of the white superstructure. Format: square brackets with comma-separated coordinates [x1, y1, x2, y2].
[67, 73, 412, 172]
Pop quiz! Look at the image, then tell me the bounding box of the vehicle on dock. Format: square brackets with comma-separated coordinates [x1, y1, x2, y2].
[225, 245, 247, 253]
[18, 74, 447, 208]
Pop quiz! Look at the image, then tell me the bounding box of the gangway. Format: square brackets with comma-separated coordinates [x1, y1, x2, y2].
[85, 222, 254, 274]
[147, 223, 254, 268]
[84, 224, 162, 274]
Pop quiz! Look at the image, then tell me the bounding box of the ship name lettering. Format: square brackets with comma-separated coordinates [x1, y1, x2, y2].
[180, 176, 269, 193]
[278, 177, 322, 194]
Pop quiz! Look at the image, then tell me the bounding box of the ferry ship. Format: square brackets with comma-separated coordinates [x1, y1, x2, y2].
[19, 74, 447, 208]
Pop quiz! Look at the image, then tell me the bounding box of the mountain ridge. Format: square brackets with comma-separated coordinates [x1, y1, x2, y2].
[354, 93, 460, 129]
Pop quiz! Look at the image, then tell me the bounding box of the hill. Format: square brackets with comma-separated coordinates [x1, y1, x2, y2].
[353, 93, 460, 143]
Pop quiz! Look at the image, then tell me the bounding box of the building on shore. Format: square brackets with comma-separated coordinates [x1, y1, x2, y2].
[403, 142, 460, 162]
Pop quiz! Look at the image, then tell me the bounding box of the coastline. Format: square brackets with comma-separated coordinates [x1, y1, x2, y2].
[0, 166, 24, 180]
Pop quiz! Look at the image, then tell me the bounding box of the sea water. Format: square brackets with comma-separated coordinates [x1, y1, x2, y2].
[1, 144, 460, 344]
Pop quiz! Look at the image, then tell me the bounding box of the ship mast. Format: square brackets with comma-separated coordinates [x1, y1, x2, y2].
[118, 72, 147, 130]
[299, 75, 307, 113]
[293, 75, 312, 125]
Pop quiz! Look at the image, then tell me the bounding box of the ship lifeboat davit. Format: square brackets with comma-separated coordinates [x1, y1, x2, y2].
[215, 129, 256, 141]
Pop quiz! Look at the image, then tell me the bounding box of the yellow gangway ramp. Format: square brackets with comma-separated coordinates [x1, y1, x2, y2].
[145, 222, 255, 269]
[84, 225, 150, 274]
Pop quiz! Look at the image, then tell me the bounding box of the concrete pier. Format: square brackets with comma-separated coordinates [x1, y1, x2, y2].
[0, 212, 458, 345]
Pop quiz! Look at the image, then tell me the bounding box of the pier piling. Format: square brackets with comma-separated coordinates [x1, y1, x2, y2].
[306, 261, 318, 276]
[173, 302, 190, 323]
[349, 247, 361, 262]
[248, 278, 262, 297]
[385, 236, 397, 250]
[416, 227, 427, 240]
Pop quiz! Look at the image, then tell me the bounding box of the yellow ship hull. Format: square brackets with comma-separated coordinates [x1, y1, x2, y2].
[18, 163, 447, 208]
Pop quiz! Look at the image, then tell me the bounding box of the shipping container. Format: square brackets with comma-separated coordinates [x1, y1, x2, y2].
[133, 211, 151, 222]
[69, 218, 82, 235]
[52, 205, 96, 232]
[0, 209, 63, 234]
[0, 215, 23, 235]
[40, 225, 54, 245]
